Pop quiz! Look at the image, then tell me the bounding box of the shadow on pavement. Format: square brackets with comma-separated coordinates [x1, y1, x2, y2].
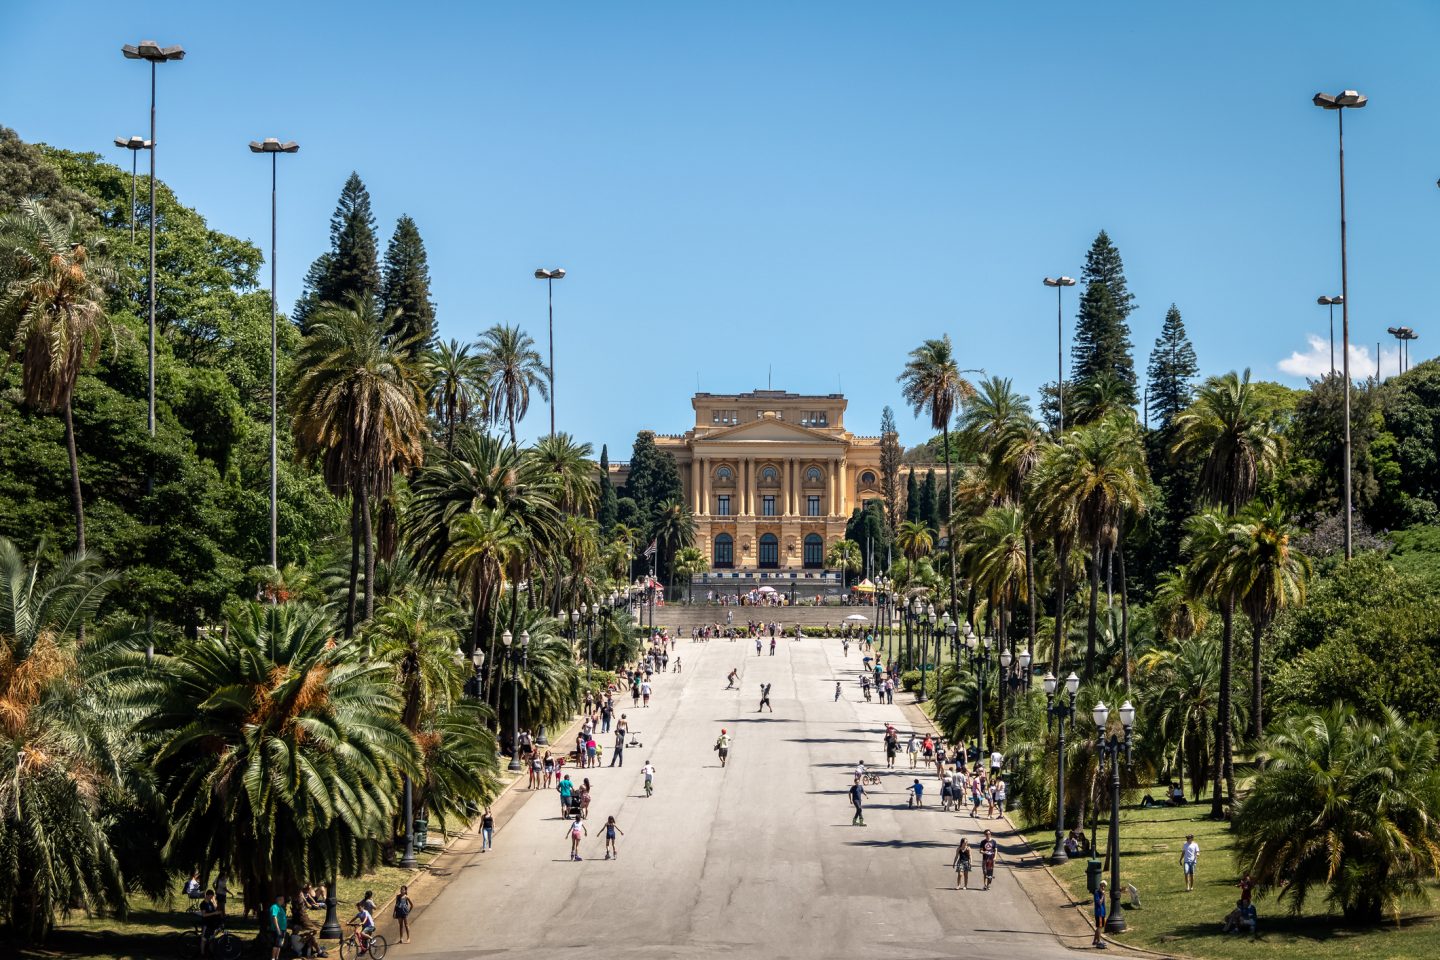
[843, 838, 952, 848]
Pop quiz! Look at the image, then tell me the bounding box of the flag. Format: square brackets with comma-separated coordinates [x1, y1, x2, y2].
[642, 539, 657, 559]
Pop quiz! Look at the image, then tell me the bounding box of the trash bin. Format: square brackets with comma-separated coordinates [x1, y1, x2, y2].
[413, 818, 429, 850]
[1086, 858, 1103, 894]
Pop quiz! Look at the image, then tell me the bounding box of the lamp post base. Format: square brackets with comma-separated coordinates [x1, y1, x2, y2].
[320, 879, 341, 939]
[1050, 835, 1067, 865]
[535, 724, 548, 746]
[507, 756, 522, 772]
[1105, 909, 1127, 934]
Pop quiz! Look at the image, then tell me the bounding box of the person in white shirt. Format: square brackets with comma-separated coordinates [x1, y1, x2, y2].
[1181, 834, 1200, 891]
[990, 750, 1004, 776]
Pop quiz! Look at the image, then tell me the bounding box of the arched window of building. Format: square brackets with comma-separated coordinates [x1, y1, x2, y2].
[806, 466, 822, 483]
[758, 533, 779, 569]
[804, 534, 824, 568]
[713, 533, 734, 568]
[716, 466, 732, 482]
[761, 466, 778, 482]
[860, 470, 877, 485]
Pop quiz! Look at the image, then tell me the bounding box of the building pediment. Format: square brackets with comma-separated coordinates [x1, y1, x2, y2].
[699, 417, 843, 445]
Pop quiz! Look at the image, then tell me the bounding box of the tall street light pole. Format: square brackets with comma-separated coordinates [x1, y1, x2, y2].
[1043, 277, 1077, 434]
[1317, 295, 1343, 376]
[1093, 699, 1136, 934]
[1043, 671, 1080, 863]
[122, 39, 185, 440]
[113, 136, 151, 242]
[249, 139, 300, 575]
[534, 267, 566, 436]
[1313, 89, 1367, 561]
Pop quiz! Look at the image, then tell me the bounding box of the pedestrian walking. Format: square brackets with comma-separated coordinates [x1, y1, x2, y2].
[849, 780, 867, 825]
[834, 681, 842, 702]
[611, 729, 625, 767]
[756, 637, 763, 656]
[641, 760, 656, 797]
[557, 774, 574, 816]
[1181, 834, 1200, 891]
[907, 734, 918, 768]
[1093, 880, 1108, 947]
[566, 815, 587, 860]
[953, 838, 972, 890]
[842, 638, 849, 657]
[393, 885, 413, 944]
[907, 778, 924, 808]
[601, 816, 625, 859]
[481, 807, 495, 851]
[758, 682, 773, 712]
[769, 637, 776, 655]
[268, 894, 287, 960]
[980, 829, 998, 890]
[641, 680, 652, 707]
[994, 777, 1007, 816]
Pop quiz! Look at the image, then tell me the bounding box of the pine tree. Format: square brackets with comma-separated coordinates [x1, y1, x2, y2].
[380, 214, 436, 355]
[905, 470, 920, 523]
[1072, 281, 1136, 403]
[621, 431, 682, 524]
[597, 444, 618, 533]
[1072, 230, 1138, 404]
[1081, 229, 1135, 320]
[1145, 304, 1199, 431]
[880, 406, 902, 536]
[919, 469, 939, 534]
[294, 172, 380, 328]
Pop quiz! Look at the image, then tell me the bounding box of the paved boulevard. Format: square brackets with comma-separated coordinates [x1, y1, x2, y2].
[407, 634, 1074, 960]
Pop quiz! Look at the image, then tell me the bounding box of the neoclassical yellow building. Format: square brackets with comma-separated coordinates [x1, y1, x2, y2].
[610, 390, 885, 578]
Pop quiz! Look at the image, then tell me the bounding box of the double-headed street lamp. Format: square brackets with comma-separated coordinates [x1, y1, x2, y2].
[1043, 671, 1080, 864]
[997, 646, 1032, 746]
[113, 136, 151, 242]
[248, 138, 300, 574]
[502, 629, 531, 771]
[1387, 326, 1418, 374]
[962, 622, 991, 753]
[1313, 89, 1367, 561]
[534, 267, 566, 436]
[1317, 295, 1343, 376]
[1093, 699, 1137, 933]
[916, 601, 935, 703]
[121, 39, 185, 440]
[1043, 276, 1077, 434]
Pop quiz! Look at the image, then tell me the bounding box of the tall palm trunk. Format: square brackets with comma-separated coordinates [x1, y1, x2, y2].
[1211, 596, 1235, 819]
[943, 424, 957, 616]
[1052, 537, 1069, 677]
[1251, 616, 1269, 741]
[1084, 544, 1100, 681]
[361, 480, 375, 621]
[345, 496, 360, 638]
[1119, 546, 1131, 693]
[1024, 534, 1036, 683]
[63, 397, 85, 554]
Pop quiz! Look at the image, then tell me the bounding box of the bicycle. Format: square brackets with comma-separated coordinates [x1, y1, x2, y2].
[862, 772, 882, 786]
[178, 917, 241, 960]
[339, 925, 388, 960]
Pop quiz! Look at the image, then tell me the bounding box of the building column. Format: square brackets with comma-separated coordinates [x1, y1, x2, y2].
[690, 457, 701, 514]
[780, 458, 790, 516]
[827, 462, 836, 517]
[838, 457, 848, 516]
[698, 457, 708, 515]
[741, 459, 751, 516]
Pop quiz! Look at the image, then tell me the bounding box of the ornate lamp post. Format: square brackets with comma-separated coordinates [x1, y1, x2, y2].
[963, 622, 990, 754]
[997, 647, 1032, 747]
[1093, 699, 1136, 932]
[502, 629, 531, 771]
[580, 602, 594, 685]
[916, 602, 934, 703]
[1043, 671, 1080, 863]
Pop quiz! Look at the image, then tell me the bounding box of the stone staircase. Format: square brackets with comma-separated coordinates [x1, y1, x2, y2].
[636, 602, 883, 632]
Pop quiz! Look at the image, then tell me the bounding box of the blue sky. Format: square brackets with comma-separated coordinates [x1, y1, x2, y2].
[4, 1, 1439, 454]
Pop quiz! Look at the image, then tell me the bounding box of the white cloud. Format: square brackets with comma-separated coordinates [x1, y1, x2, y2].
[1278, 334, 1400, 380]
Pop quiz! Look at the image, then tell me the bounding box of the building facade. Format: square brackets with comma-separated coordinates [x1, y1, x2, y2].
[609, 390, 885, 578]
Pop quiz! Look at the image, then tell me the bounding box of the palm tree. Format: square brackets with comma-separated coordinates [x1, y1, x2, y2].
[1183, 508, 1243, 818]
[672, 546, 707, 603]
[0, 538, 129, 940]
[825, 539, 863, 589]
[1234, 705, 1440, 923]
[1034, 416, 1148, 681]
[1151, 567, 1209, 643]
[366, 590, 501, 838]
[0, 200, 117, 553]
[899, 335, 975, 615]
[1070, 371, 1133, 426]
[442, 508, 523, 664]
[529, 433, 597, 515]
[895, 520, 935, 562]
[291, 293, 427, 632]
[1136, 634, 1221, 799]
[422, 339, 488, 450]
[139, 601, 419, 919]
[1229, 501, 1312, 739]
[1172, 369, 1283, 514]
[478, 323, 548, 445]
[651, 498, 696, 600]
[968, 504, 1030, 741]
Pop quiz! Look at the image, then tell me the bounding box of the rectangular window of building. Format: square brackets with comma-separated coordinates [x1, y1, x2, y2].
[801, 410, 829, 427]
[717, 496, 730, 517]
[807, 495, 820, 517]
[762, 495, 776, 517]
[712, 409, 738, 425]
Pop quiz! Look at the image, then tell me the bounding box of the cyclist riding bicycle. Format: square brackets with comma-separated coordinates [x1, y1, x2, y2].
[350, 899, 376, 954]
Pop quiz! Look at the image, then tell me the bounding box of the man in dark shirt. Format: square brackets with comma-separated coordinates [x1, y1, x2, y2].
[980, 829, 998, 890]
[848, 781, 867, 825]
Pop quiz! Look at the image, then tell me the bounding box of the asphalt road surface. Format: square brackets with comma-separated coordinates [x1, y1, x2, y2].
[405, 635, 1073, 960]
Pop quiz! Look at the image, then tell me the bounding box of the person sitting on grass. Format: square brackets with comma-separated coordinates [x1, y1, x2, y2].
[1221, 899, 1258, 934]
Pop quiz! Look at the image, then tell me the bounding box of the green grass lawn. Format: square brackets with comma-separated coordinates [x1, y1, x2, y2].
[12, 848, 440, 960]
[1022, 793, 1440, 960]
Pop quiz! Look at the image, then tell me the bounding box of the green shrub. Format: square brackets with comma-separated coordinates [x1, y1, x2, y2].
[900, 669, 922, 691]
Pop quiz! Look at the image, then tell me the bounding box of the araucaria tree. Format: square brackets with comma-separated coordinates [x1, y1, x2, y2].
[380, 214, 437, 356]
[1146, 304, 1199, 430]
[294, 172, 381, 329]
[880, 405, 903, 536]
[1072, 230, 1137, 403]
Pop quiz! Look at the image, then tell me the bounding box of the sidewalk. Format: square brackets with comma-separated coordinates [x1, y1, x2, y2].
[892, 689, 1138, 954]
